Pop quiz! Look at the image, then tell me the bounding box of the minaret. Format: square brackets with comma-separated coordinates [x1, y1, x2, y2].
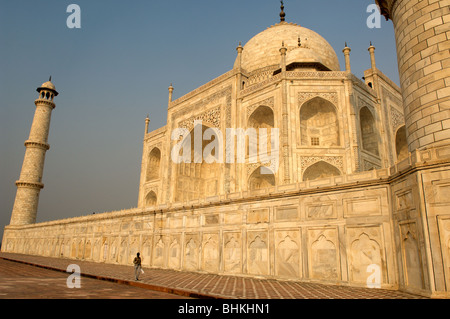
[168, 83, 174, 105]
[145, 115, 150, 135]
[9, 78, 58, 226]
[368, 42, 376, 70]
[236, 42, 244, 90]
[376, 0, 450, 151]
[235, 42, 243, 69]
[342, 42, 351, 72]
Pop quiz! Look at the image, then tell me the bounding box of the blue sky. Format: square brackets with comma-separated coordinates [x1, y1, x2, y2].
[0, 0, 399, 240]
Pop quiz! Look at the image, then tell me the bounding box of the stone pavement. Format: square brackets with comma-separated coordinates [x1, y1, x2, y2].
[0, 252, 427, 299]
[0, 258, 191, 299]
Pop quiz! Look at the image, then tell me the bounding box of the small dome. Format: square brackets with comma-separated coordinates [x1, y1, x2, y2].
[40, 81, 56, 90]
[235, 22, 340, 73]
[36, 78, 59, 96]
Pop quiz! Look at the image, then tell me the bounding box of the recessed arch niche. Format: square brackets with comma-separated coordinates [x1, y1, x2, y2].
[248, 166, 275, 190]
[175, 123, 220, 202]
[247, 105, 274, 157]
[302, 161, 341, 181]
[300, 97, 340, 147]
[146, 147, 161, 181]
[360, 106, 379, 156]
[145, 191, 157, 207]
[395, 125, 408, 162]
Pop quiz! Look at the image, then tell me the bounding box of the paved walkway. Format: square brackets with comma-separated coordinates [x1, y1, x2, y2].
[0, 258, 190, 299]
[0, 252, 427, 299]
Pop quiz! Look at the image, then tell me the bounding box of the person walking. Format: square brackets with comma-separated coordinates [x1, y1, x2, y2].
[133, 252, 142, 281]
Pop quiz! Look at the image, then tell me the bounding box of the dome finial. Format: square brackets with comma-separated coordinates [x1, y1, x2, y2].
[280, 1, 286, 22]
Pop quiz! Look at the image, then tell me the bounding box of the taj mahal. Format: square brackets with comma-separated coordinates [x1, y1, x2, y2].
[2, 1, 450, 298]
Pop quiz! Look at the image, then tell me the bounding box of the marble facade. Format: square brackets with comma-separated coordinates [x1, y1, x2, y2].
[3, 1, 450, 298]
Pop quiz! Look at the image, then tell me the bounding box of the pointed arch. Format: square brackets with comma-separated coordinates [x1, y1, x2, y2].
[300, 97, 340, 147]
[248, 166, 275, 190]
[395, 125, 408, 162]
[175, 123, 220, 202]
[248, 105, 274, 157]
[248, 105, 274, 128]
[145, 191, 157, 207]
[360, 106, 379, 155]
[303, 161, 341, 181]
[146, 147, 161, 181]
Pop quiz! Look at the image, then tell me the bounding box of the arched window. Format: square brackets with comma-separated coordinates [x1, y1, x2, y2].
[248, 105, 274, 158]
[300, 97, 340, 147]
[248, 166, 275, 190]
[146, 148, 161, 181]
[303, 161, 341, 181]
[145, 191, 157, 207]
[360, 107, 379, 155]
[395, 125, 408, 162]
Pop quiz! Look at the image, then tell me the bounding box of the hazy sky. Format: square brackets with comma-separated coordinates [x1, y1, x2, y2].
[0, 0, 399, 240]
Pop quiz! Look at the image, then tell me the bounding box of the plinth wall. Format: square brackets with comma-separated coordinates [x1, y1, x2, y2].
[3, 144, 450, 297]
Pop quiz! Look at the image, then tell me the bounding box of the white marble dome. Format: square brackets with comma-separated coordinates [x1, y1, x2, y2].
[235, 22, 340, 73]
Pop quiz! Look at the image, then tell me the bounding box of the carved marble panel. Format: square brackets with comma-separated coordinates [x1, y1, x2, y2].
[306, 201, 337, 220]
[438, 217, 450, 289]
[247, 208, 269, 224]
[184, 235, 199, 271]
[247, 231, 269, 276]
[308, 228, 339, 281]
[400, 222, 425, 290]
[344, 196, 382, 217]
[395, 189, 414, 211]
[223, 211, 242, 225]
[346, 226, 384, 284]
[223, 232, 242, 274]
[178, 106, 221, 131]
[129, 236, 140, 264]
[298, 92, 338, 106]
[203, 214, 220, 226]
[246, 97, 274, 118]
[202, 233, 220, 273]
[275, 206, 299, 221]
[153, 236, 165, 268]
[141, 236, 152, 267]
[275, 230, 301, 278]
[299, 155, 344, 174]
[168, 236, 181, 269]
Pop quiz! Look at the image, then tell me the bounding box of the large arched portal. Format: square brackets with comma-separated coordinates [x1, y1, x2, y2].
[174, 124, 220, 202]
[300, 97, 340, 147]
